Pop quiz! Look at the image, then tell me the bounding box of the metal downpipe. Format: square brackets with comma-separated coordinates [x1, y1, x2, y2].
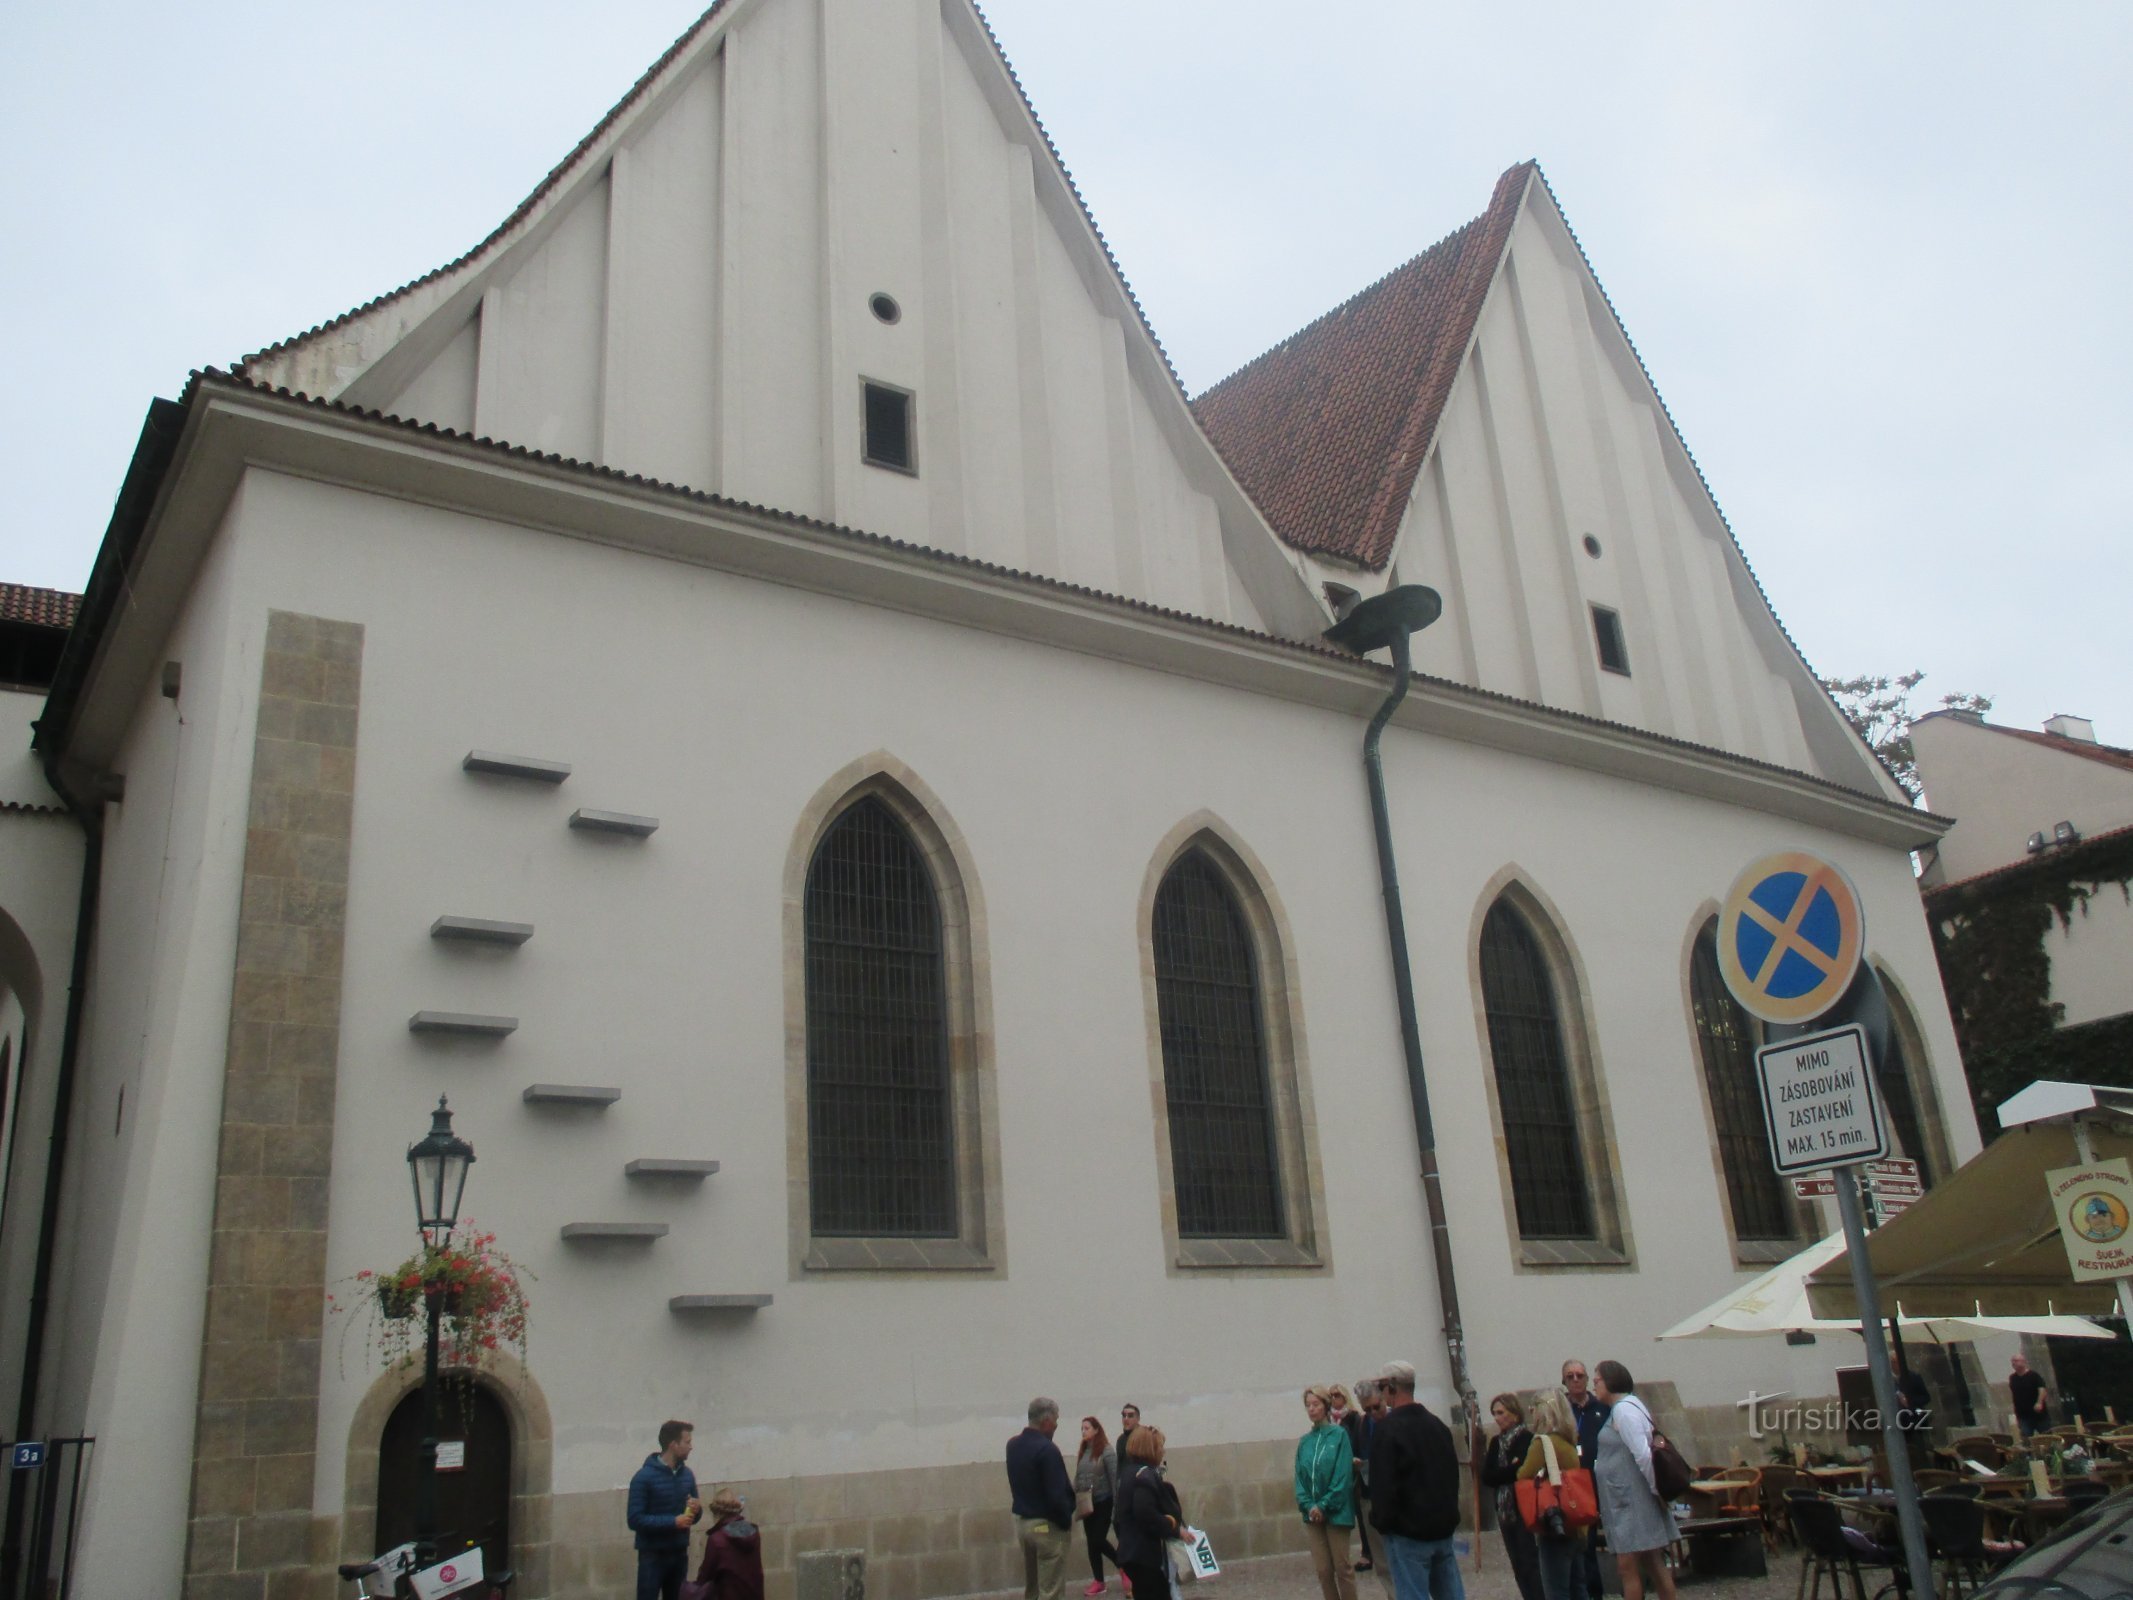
[1355, 625, 1478, 1431]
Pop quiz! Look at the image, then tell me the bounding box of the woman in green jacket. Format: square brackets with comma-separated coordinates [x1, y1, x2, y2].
[1295, 1385, 1357, 1600]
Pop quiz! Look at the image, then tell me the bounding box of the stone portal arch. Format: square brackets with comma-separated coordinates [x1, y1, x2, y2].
[341, 1356, 553, 1592]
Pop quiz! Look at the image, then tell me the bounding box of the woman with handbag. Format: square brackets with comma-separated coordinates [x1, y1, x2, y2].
[1115, 1427, 1182, 1600]
[1076, 1415, 1124, 1594]
[1294, 1386, 1357, 1600]
[1590, 1362, 1678, 1600]
[1517, 1389, 1588, 1600]
[1482, 1393, 1545, 1600]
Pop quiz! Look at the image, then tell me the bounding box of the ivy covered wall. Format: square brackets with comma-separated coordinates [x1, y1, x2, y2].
[1926, 826, 2133, 1132]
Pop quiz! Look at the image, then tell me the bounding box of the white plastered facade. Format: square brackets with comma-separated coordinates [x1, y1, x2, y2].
[3, 0, 1979, 1593]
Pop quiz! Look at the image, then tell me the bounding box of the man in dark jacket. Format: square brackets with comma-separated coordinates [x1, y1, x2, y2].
[1368, 1361, 1464, 1600]
[627, 1419, 702, 1600]
[1007, 1396, 1075, 1600]
[1563, 1359, 1610, 1600]
[1343, 1380, 1381, 1573]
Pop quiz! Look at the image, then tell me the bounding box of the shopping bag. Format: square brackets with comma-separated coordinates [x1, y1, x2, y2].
[1515, 1436, 1599, 1533]
[1169, 1526, 1219, 1580]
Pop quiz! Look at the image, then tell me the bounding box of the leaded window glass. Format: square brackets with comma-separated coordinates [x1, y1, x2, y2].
[1153, 852, 1283, 1238]
[804, 796, 956, 1237]
[1479, 900, 1594, 1240]
[1690, 923, 1796, 1241]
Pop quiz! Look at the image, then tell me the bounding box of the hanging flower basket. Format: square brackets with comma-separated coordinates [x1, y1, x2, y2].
[377, 1282, 468, 1320]
[329, 1223, 531, 1378]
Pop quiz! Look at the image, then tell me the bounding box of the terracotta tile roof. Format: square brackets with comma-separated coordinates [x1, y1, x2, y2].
[1191, 163, 1534, 571]
[1925, 819, 2133, 904]
[1992, 724, 2133, 777]
[0, 583, 81, 630]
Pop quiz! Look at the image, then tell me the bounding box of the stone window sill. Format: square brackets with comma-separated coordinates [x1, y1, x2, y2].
[1518, 1239, 1632, 1269]
[1733, 1236, 1806, 1266]
[803, 1237, 996, 1273]
[1174, 1238, 1324, 1271]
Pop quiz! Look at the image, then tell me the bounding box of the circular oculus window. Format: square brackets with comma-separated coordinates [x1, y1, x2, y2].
[869, 293, 901, 325]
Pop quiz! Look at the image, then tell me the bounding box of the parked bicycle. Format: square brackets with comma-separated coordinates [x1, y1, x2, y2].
[336, 1534, 514, 1599]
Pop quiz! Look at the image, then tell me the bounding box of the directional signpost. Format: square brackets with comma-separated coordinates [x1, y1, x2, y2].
[1719, 851, 1934, 1600]
[1864, 1158, 1922, 1223]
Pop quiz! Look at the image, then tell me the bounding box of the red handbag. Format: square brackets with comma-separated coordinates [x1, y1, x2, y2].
[1515, 1437, 1599, 1533]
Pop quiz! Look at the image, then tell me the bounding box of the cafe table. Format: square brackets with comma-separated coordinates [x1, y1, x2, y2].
[1685, 1479, 1755, 1515]
[1803, 1464, 1871, 1489]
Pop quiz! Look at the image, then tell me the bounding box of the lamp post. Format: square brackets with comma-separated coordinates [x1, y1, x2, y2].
[406, 1096, 475, 1568]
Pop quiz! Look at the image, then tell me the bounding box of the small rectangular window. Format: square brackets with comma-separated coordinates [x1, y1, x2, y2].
[862, 380, 915, 474]
[1592, 605, 1630, 676]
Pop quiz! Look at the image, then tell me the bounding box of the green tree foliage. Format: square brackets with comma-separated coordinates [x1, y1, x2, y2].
[1819, 670, 1993, 799]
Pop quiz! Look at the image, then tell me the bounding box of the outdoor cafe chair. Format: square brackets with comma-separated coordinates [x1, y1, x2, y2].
[1950, 1435, 2003, 1468]
[1918, 1493, 2012, 1600]
[1759, 1465, 1804, 1547]
[1788, 1493, 1910, 1600]
[1713, 1466, 1770, 1547]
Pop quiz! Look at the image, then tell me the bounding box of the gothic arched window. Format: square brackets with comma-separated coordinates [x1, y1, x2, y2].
[1152, 850, 1283, 1239]
[1479, 898, 1595, 1241]
[1875, 976, 1944, 1188]
[1690, 921, 1797, 1242]
[804, 795, 956, 1237]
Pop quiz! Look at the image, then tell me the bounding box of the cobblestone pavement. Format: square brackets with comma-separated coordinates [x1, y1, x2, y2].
[974, 1544, 1820, 1600]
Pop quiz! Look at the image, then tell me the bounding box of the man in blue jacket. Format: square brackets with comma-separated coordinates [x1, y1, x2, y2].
[628, 1419, 703, 1600]
[1563, 1360, 1610, 1600]
[1006, 1396, 1075, 1600]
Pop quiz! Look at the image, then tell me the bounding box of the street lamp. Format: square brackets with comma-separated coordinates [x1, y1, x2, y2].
[409, 1094, 476, 1243]
[405, 1097, 475, 1566]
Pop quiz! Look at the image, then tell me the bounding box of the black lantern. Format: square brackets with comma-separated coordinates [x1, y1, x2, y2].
[406, 1095, 475, 1242]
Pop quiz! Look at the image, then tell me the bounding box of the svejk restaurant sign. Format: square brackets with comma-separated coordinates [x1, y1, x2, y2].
[2048, 1158, 2133, 1282]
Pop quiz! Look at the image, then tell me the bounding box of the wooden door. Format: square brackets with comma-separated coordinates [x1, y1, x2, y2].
[375, 1381, 512, 1576]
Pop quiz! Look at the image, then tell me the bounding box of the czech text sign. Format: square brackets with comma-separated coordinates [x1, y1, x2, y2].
[1719, 852, 1866, 1024]
[1791, 1176, 1838, 1198]
[2049, 1159, 2133, 1281]
[1756, 1024, 1888, 1175]
[1863, 1159, 1918, 1179]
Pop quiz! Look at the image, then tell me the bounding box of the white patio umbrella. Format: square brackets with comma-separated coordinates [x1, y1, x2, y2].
[1659, 1231, 2116, 1342]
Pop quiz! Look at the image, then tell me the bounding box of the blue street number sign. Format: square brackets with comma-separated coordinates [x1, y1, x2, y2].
[9, 1442, 44, 1470]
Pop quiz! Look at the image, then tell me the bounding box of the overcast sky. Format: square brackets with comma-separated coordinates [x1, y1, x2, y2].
[4, 2, 2127, 740]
